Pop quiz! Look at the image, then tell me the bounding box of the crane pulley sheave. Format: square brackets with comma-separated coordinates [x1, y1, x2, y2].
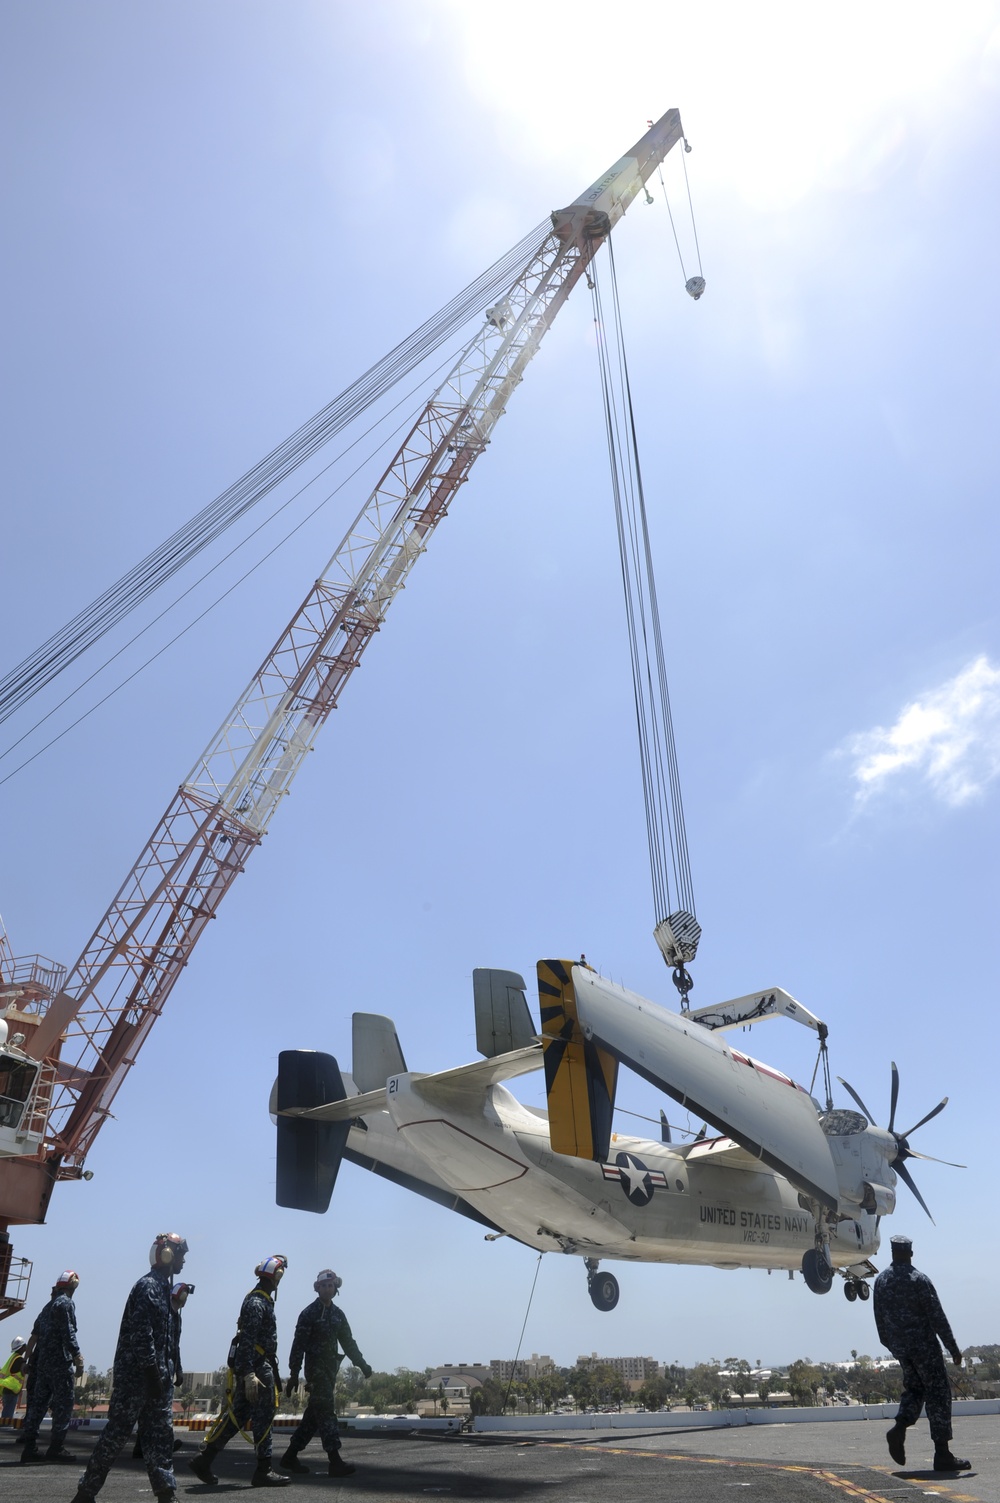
[7, 110, 685, 1232]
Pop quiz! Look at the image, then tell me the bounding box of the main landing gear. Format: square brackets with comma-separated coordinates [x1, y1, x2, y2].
[585, 1257, 619, 1311]
[801, 1246, 833, 1295]
[842, 1277, 871, 1303]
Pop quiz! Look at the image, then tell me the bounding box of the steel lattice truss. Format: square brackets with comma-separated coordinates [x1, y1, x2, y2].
[21, 109, 683, 1180]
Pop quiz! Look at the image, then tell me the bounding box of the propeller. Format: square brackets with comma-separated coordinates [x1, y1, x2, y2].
[836, 1061, 965, 1224]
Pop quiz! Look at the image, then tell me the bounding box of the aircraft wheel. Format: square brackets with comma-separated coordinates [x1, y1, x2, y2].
[589, 1271, 620, 1312]
[857, 1281, 871, 1302]
[801, 1247, 833, 1295]
[843, 1280, 858, 1302]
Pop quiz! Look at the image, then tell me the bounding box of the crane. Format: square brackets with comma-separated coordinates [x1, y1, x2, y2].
[0, 108, 687, 1318]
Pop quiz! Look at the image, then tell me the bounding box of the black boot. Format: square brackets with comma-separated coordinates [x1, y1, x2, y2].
[251, 1461, 291, 1487]
[328, 1451, 356, 1477]
[44, 1447, 78, 1463]
[189, 1448, 220, 1486]
[933, 1449, 970, 1472]
[886, 1423, 906, 1465]
[278, 1446, 309, 1474]
[19, 1444, 44, 1464]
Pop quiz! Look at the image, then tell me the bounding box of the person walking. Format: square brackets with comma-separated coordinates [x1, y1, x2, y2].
[278, 1269, 372, 1478]
[69, 1233, 189, 1503]
[873, 1234, 969, 1473]
[20, 1270, 84, 1464]
[1, 1335, 27, 1421]
[189, 1255, 290, 1489]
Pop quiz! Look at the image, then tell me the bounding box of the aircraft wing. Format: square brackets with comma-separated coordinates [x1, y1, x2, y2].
[278, 1044, 543, 1123]
[572, 968, 840, 1211]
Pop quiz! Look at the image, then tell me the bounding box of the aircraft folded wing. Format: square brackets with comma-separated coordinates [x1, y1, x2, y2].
[412, 1044, 543, 1107]
[572, 968, 839, 1210]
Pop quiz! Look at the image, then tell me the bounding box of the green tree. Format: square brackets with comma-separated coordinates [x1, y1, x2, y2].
[787, 1359, 821, 1406]
[469, 1379, 507, 1417]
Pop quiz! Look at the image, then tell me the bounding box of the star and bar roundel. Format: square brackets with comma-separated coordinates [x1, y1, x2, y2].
[602, 1152, 668, 1206]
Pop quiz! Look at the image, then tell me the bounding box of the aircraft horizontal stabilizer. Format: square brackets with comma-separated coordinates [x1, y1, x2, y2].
[538, 959, 618, 1163]
[411, 1044, 543, 1106]
[572, 968, 840, 1211]
[279, 1045, 542, 1121]
[275, 1050, 352, 1214]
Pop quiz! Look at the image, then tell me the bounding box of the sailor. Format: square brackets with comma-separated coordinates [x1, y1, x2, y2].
[1, 1335, 27, 1421]
[132, 1281, 193, 1460]
[873, 1234, 969, 1472]
[20, 1269, 84, 1465]
[279, 1268, 372, 1478]
[189, 1255, 290, 1489]
[70, 1233, 189, 1503]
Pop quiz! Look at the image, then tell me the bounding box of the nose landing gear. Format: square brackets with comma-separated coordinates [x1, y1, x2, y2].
[584, 1257, 620, 1311]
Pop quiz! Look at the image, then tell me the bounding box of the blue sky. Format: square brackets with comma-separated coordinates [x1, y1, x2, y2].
[2, 2, 999, 1373]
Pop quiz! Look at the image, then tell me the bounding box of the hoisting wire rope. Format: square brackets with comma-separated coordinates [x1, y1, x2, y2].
[0, 219, 551, 728]
[655, 135, 705, 300]
[590, 235, 699, 999]
[502, 1253, 544, 1415]
[0, 357, 457, 789]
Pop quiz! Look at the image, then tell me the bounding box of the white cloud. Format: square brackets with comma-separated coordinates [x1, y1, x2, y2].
[846, 656, 1000, 806]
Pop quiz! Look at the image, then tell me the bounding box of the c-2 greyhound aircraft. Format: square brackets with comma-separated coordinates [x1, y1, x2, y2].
[273, 959, 957, 1310]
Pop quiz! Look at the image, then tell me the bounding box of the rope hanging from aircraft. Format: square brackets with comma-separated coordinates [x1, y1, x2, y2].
[590, 237, 701, 1005]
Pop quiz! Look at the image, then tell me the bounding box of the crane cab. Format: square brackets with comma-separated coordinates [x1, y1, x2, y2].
[0, 1016, 53, 1158]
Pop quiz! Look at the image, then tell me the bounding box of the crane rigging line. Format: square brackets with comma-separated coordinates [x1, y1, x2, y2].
[590, 236, 696, 927]
[0, 355, 460, 789]
[0, 218, 551, 728]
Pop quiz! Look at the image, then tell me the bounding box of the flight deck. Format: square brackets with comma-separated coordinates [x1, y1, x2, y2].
[2, 1416, 995, 1503]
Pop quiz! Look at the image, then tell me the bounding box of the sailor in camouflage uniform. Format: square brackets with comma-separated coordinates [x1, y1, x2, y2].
[873, 1235, 969, 1472]
[189, 1255, 289, 1489]
[20, 1269, 84, 1464]
[70, 1233, 189, 1503]
[279, 1269, 372, 1478]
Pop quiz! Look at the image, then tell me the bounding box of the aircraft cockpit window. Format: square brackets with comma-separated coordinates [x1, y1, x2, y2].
[0, 1054, 39, 1131]
[819, 1108, 869, 1137]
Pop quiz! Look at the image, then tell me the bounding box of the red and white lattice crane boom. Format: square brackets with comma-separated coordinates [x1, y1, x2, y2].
[0, 109, 685, 1317]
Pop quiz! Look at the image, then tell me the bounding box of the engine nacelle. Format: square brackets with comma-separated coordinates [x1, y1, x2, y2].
[860, 1181, 896, 1216]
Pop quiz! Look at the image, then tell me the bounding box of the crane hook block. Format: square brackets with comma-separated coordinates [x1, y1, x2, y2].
[685, 276, 706, 300]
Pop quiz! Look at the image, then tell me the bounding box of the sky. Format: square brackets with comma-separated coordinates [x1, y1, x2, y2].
[2, 1, 999, 1375]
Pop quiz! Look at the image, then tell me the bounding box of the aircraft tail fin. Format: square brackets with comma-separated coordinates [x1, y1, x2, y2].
[473, 968, 534, 1057]
[275, 1050, 350, 1214]
[538, 958, 618, 1162]
[352, 1014, 406, 1092]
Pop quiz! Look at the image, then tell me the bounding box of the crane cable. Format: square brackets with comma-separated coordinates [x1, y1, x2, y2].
[655, 134, 705, 300]
[0, 349, 463, 787]
[590, 236, 699, 996]
[0, 219, 551, 729]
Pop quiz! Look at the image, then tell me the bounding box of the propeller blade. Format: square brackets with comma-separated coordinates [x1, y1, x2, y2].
[837, 1077, 876, 1125]
[888, 1061, 899, 1135]
[900, 1097, 949, 1138]
[659, 1110, 672, 1144]
[894, 1159, 935, 1224]
[904, 1149, 966, 1169]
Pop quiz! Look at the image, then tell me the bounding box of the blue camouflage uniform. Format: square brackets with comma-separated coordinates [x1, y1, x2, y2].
[873, 1261, 958, 1445]
[21, 1291, 81, 1457]
[283, 1299, 369, 1461]
[200, 1283, 281, 1465]
[75, 1265, 179, 1500]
